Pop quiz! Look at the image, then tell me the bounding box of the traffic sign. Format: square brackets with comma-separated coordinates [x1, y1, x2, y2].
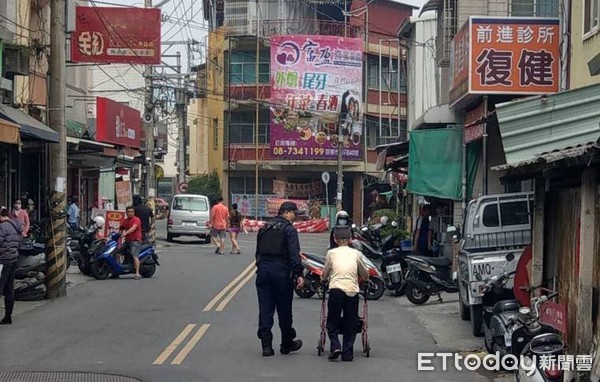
[321, 172, 330, 184]
[178, 182, 188, 193]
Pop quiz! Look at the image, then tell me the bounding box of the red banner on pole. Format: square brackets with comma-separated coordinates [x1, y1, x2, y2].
[72, 6, 161, 65]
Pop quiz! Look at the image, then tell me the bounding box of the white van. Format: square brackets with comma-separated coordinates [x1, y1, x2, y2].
[166, 194, 211, 243]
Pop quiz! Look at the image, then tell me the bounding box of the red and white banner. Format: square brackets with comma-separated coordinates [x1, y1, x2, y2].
[96, 97, 142, 148]
[244, 218, 329, 233]
[72, 6, 161, 65]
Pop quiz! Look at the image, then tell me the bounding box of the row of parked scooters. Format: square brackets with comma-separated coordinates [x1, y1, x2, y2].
[22, 218, 160, 280]
[295, 216, 459, 303]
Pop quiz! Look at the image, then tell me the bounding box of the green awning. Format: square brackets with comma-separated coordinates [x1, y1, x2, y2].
[407, 128, 480, 201]
[496, 82, 600, 167]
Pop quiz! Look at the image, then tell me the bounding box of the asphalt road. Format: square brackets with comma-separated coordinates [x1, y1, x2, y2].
[0, 220, 493, 382]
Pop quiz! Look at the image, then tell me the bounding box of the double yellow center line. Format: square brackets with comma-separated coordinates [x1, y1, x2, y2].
[203, 261, 256, 312]
[152, 323, 210, 365]
[153, 262, 256, 365]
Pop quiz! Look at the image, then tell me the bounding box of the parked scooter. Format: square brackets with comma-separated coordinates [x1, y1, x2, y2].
[294, 251, 386, 300]
[379, 247, 410, 296]
[67, 217, 106, 276]
[509, 292, 569, 382]
[480, 253, 519, 354]
[403, 254, 458, 304]
[90, 232, 160, 280]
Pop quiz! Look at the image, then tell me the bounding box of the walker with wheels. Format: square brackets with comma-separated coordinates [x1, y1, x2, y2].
[317, 283, 371, 358]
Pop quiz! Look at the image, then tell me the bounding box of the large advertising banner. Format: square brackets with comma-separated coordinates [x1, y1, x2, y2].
[269, 35, 363, 161]
[72, 6, 161, 65]
[96, 97, 142, 148]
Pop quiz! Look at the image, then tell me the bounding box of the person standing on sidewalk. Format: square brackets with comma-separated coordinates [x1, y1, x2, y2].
[209, 197, 229, 255]
[255, 201, 305, 356]
[321, 225, 369, 362]
[0, 207, 23, 325]
[10, 199, 29, 237]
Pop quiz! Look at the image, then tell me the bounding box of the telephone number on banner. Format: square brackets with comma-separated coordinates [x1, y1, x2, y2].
[272, 146, 360, 158]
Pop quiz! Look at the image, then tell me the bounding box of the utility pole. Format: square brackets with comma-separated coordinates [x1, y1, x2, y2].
[176, 52, 186, 185]
[144, 0, 156, 243]
[47, 0, 67, 298]
[336, 119, 344, 212]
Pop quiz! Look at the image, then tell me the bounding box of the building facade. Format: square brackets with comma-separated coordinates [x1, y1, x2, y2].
[199, 0, 414, 223]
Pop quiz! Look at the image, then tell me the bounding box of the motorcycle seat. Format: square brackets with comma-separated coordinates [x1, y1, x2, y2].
[529, 333, 564, 355]
[492, 299, 521, 315]
[410, 256, 451, 267]
[140, 243, 153, 252]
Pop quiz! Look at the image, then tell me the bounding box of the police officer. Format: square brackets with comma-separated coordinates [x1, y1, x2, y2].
[255, 201, 305, 356]
[329, 210, 352, 249]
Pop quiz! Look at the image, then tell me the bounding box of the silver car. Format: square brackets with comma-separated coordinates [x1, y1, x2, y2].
[166, 194, 211, 243]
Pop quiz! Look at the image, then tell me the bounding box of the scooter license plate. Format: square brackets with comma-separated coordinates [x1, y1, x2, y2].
[386, 264, 402, 273]
[504, 333, 512, 347]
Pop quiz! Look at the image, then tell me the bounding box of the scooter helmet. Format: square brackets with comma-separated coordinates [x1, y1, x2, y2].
[335, 210, 350, 226]
[93, 216, 105, 228]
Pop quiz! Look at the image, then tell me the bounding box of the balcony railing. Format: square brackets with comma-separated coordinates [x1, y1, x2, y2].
[249, 19, 361, 39]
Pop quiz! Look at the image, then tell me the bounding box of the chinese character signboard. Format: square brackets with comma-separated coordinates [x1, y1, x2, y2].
[103, 210, 125, 238]
[96, 97, 142, 148]
[270, 35, 363, 161]
[450, 22, 470, 105]
[72, 6, 161, 65]
[450, 17, 560, 106]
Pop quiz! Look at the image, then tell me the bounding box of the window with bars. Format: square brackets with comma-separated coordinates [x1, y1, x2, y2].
[229, 110, 270, 144]
[584, 0, 600, 37]
[365, 116, 407, 148]
[230, 51, 270, 85]
[510, 0, 559, 17]
[367, 55, 406, 92]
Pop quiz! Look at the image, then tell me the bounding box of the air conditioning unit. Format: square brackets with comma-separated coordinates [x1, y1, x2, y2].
[3, 45, 30, 77]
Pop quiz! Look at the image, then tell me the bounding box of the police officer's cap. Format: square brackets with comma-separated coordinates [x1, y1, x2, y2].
[278, 201, 305, 215]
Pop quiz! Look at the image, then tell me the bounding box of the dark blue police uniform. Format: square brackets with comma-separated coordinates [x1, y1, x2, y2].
[255, 215, 304, 355]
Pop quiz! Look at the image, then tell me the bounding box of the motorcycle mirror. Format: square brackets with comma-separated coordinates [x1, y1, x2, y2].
[506, 253, 515, 262]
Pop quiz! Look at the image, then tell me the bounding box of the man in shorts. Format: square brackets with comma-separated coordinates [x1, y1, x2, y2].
[119, 206, 143, 279]
[210, 197, 229, 255]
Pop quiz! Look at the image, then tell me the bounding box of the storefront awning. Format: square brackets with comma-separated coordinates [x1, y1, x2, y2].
[0, 117, 20, 145]
[0, 104, 59, 143]
[496, 83, 600, 168]
[375, 141, 409, 171]
[406, 128, 480, 201]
